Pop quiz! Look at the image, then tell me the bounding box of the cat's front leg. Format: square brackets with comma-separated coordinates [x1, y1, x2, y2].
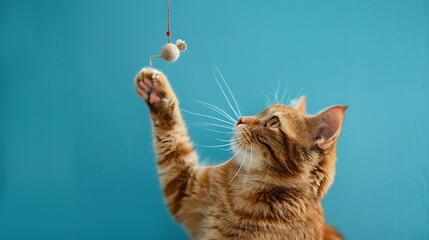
[135, 68, 198, 216]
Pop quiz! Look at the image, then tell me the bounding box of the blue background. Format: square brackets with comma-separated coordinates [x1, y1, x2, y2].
[1, 0, 428, 239]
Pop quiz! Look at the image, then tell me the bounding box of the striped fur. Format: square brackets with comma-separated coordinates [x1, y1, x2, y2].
[135, 68, 346, 240]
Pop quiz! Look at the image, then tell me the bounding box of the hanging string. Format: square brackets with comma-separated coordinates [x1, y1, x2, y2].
[166, 0, 171, 43]
[149, 0, 187, 65]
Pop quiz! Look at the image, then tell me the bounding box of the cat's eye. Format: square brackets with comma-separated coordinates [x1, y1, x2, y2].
[265, 117, 280, 128]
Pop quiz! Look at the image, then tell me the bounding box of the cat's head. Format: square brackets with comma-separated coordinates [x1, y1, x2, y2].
[233, 96, 347, 197]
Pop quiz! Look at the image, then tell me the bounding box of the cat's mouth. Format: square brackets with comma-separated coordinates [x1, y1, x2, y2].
[233, 124, 252, 147]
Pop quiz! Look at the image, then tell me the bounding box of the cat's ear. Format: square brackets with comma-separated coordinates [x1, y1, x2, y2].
[292, 96, 306, 114]
[311, 105, 347, 150]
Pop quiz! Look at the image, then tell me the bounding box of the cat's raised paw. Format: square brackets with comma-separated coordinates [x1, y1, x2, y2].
[135, 68, 173, 107]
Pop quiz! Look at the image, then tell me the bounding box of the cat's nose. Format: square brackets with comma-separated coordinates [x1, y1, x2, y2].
[236, 117, 254, 126]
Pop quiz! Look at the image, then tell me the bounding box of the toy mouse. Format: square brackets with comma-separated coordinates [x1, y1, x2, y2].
[150, 39, 187, 65]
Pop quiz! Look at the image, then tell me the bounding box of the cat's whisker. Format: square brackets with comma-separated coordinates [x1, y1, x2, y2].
[294, 84, 306, 101]
[267, 81, 281, 105]
[213, 73, 241, 120]
[247, 144, 253, 172]
[268, 88, 278, 106]
[219, 143, 242, 151]
[221, 143, 242, 151]
[195, 142, 237, 148]
[262, 166, 271, 190]
[215, 137, 243, 143]
[274, 80, 281, 104]
[219, 147, 236, 152]
[227, 146, 247, 186]
[181, 108, 235, 126]
[219, 145, 241, 152]
[196, 144, 244, 169]
[195, 135, 241, 151]
[186, 122, 235, 130]
[214, 64, 244, 117]
[257, 91, 272, 108]
[219, 148, 234, 152]
[280, 83, 289, 104]
[226, 141, 243, 149]
[195, 127, 232, 134]
[195, 100, 237, 124]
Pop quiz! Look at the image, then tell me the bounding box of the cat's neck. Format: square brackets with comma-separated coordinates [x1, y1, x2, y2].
[223, 173, 320, 223]
[224, 162, 318, 206]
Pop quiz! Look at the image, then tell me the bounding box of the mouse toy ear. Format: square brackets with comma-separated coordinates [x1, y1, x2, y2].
[176, 39, 187, 51]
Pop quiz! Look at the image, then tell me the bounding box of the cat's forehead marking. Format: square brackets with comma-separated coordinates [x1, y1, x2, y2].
[263, 104, 294, 116]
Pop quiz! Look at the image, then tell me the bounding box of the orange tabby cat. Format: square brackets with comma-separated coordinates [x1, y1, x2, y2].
[135, 67, 346, 240]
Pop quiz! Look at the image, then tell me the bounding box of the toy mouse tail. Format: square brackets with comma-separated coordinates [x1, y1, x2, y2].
[149, 55, 162, 66]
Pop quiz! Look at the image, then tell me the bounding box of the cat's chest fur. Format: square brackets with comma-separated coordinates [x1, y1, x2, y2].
[179, 174, 324, 240]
